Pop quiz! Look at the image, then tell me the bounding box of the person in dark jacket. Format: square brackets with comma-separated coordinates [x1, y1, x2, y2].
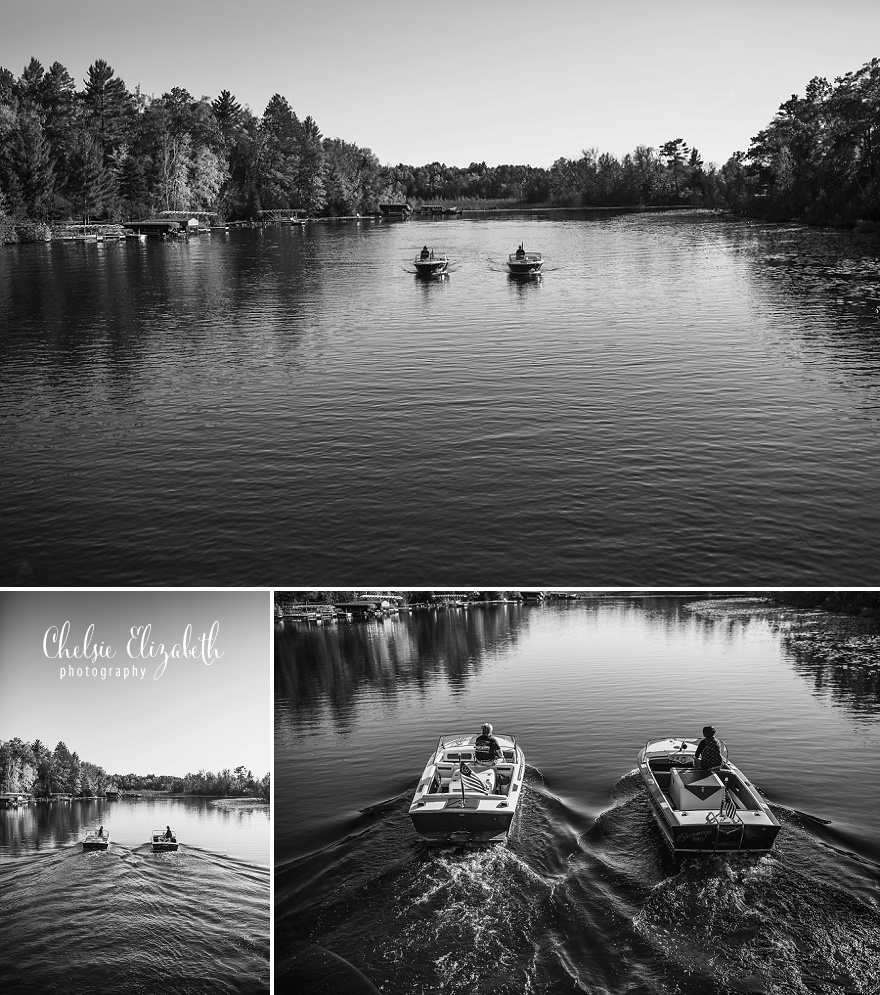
[694, 725, 723, 769]
[474, 723, 503, 765]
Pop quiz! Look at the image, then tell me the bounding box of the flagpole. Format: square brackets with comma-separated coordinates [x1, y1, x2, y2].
[459, 763, 465, 802]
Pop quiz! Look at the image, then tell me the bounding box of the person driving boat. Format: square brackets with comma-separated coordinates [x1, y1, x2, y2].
[474, 723, 502, 765]
[694, 725, 723, 769]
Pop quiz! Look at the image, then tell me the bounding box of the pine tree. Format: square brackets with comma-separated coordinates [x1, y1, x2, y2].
[81, 59, 133, 164]
[211, 89, 244, 142]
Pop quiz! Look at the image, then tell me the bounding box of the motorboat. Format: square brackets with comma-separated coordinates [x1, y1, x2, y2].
[507, 245, 543, 275]
[414, 249, 449, 277]
[409, 733, 526, 842]
[637, 737, 780, 853]
[82, 828, 110, 851]
[151, 828, 180, 852]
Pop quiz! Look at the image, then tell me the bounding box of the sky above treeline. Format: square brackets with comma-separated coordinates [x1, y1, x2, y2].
[0, 592, 270, 778]
[3, 0, 879, 169]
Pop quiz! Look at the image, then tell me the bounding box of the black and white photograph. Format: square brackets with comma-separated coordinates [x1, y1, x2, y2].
[4, 1, 880, 992]
[0, 590, 271, 994]
[3, 3, 880, 585]
[276, 590, 880, 994]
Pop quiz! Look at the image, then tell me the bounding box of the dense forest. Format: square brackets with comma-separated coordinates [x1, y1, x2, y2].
[0, 737, 270, 800]
[2, 55, 880, 239]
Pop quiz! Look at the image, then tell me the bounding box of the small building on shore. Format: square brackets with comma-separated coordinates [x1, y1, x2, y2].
[123, 220, 183, 237]
[379, 203, 413, 219]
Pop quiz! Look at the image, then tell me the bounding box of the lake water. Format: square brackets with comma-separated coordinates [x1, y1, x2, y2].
[275, 596, 880, 995]
[3, 211, 880, 586]
[0, 795, 270, 993]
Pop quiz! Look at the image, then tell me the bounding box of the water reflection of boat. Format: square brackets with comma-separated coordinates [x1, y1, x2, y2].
[414, 249, 449, 277]
[409, 733, 525, 842]
[507, 244, 543, 274]
[151, 829, 179, 852]
[82, 828, 110, 851]
[638, 737, 780, 853]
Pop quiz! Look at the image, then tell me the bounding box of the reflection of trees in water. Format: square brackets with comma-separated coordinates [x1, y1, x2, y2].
[274, 606, 528, 731]
[717, 220, 880, 368]
[782, 622, 880, 717]
[686, 595, 880, 717]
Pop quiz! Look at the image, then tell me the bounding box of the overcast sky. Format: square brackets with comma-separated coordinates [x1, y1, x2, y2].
[0, 591, 271, 778]
[4, 0, 879, 169]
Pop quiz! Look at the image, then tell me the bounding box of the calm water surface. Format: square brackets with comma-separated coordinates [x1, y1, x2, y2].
[3, 211, 880, 584]
[275, 597, 880, 994]
[0, 795, 269, 993]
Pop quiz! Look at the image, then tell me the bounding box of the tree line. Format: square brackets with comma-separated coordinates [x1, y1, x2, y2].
[0, 737, 269, 800]
[3, 55, 879, 232]
[718, 58, 880, 225]
[0, 56, 720, 231]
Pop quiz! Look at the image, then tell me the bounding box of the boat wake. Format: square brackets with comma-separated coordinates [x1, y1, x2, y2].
[279, 770, 880, 995]
[1, 845, 269, 994]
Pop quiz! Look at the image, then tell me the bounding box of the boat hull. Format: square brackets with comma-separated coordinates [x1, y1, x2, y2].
[82, 840, 110, 851]
[414, 259, 448, 277]
[410, 805, 516, 842]
[647, 806, 780, 853]
[507, 261, 543, 274]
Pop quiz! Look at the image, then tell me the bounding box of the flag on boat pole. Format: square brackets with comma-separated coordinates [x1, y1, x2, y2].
[460, 762, 489, 794]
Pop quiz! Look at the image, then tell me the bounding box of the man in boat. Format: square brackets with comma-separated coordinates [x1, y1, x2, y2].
[474, 723, 508, 789]
[164, 825, 174, 841]
[694, 725, 723, 769]
[420, 245, 430, 260]
[475, 723, 502, 765]
[98, 825, 104, 838]
[515, 244, 525, 259]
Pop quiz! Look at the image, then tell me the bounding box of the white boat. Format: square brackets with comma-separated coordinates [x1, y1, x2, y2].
[409, 733, 526, 842]
[82, 828, 110, 851]
[150, 828, 179, 852]
[414, 249, 449, 277]
[637, 737, 780, 853]
[507, 245, 543, 274]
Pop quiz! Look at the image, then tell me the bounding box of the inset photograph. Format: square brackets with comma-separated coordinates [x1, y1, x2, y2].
[275, 590, 880, 995]
[0, 590, 271, 994]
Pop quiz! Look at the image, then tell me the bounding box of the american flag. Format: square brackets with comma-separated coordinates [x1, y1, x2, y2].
[459, 762, 489, 793]
[721, 792, 740, 822]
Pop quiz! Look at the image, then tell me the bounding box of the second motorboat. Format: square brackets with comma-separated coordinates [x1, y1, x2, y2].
[508, 244, 543, 275]
[414, 247, 449, 277]
[409, 732, 525, 842]
[81, 827, 110, 851]
[151, 828, 180, 852]
[638, 737, 780, 853]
